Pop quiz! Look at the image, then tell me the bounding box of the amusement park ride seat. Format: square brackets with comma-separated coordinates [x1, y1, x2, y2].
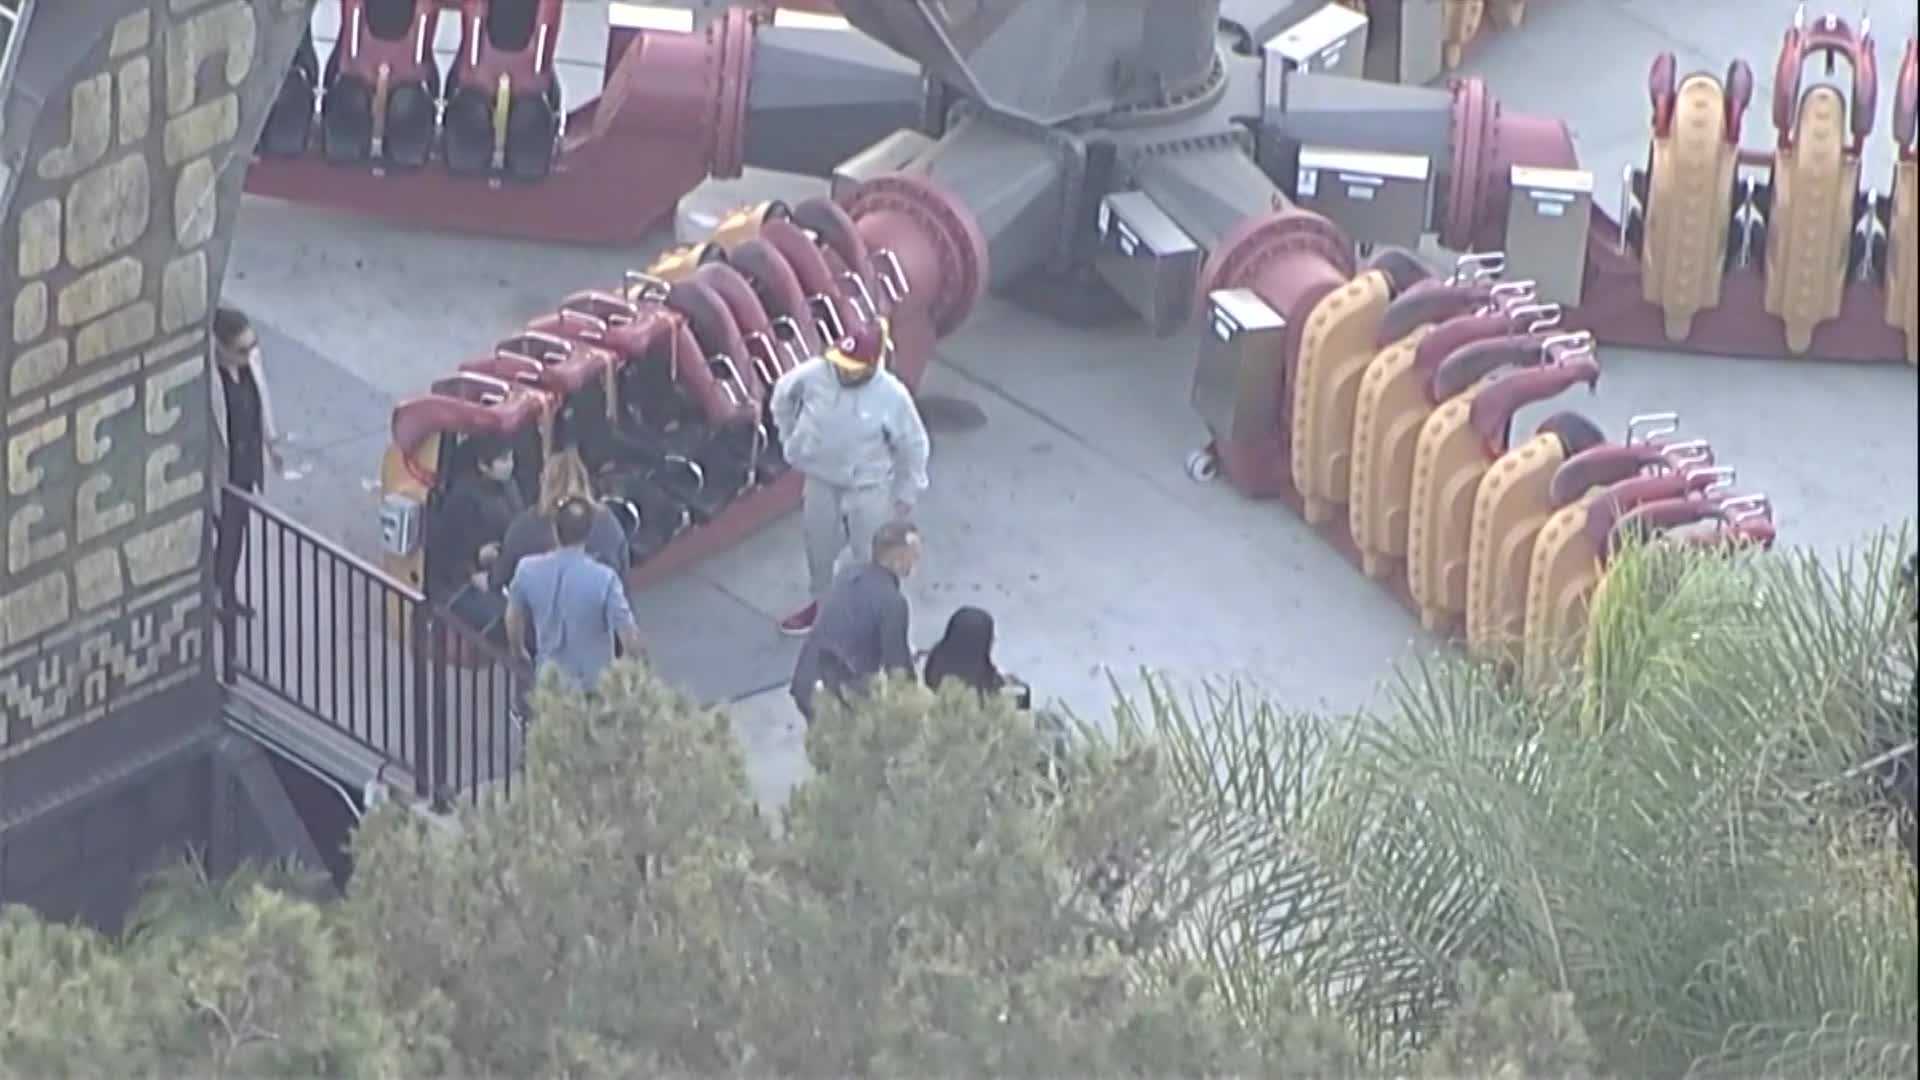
[1347, 258, 1525, 578]
[1519, 435, 1729, 685]
[443, 0, 566, 181]
[1290, 267, 1394, 526]
[382, 372, 547, 595]
[1887, 37, 1919, 364]
[1404, 331, 1601, 634]
[319, 0, 444, 169]
[1761, 12, 1877, 354]
[258, 0, 563, 181]
[1461, 410, 1605, 666]
[1635, 52, 1753, 341]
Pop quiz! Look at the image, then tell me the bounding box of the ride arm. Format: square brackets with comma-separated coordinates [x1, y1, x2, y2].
[883, 374, 931, 510]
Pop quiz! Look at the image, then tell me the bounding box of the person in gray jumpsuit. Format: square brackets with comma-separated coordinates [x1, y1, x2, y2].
[770, 317, 930, 635]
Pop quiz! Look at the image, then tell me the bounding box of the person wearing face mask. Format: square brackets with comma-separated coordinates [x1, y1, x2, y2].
[789, 520, 923, 725]
[209, 307, 285, 618]
[769, 318, 931, 636]
[430, 434, 527, 605]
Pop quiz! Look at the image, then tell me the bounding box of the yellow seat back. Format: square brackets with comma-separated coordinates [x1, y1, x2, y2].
[1888, 159, 1918, 365]
[1349, 328, 1432, 579]
[1465, 430, 1577, 665]
[1406, 378, 1504, 633]
[1642, 74, 1740, 340]
[1763, 86, 1859, 353]
[1521, 493, 1603, 687]
[1291, 272, 1393, 525]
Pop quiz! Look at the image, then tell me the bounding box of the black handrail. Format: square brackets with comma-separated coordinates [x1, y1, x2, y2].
[216, 485, 529, 807]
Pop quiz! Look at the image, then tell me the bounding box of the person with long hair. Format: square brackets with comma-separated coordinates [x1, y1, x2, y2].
[923, 606, 1032, 710]
[491, 450, 628, 590]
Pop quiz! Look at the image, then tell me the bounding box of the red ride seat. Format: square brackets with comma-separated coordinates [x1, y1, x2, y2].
[443, 0, 566, 181]
[322, 0, 443, 169]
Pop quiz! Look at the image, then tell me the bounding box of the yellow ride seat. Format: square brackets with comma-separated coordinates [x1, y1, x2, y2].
[1348, 282, 1519, 579]
[1291, 272, 1393, 525]
[1407, 334, 1599, 635]
[1463, 412, 1606, 666]
[1889, 38, 1917, 364]
[1640, 54, 1752, 340]
[1443, 0, 1485, 70]
[1762, 19, 1877, 354]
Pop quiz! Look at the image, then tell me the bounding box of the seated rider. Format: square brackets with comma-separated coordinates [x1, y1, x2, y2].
[429, 435, 525, 607]
[492, 450, 629, 590]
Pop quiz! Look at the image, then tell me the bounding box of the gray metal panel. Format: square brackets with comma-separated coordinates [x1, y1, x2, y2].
[1262, 71, 1454, 165]
[833, 0, 1223, 126]
[1134, 146, 1285, 254]
[1294, 146, 1432, 248]
[1504, 166, 1594, 306]
[1218, 0, 1331, 48]
[1263, 4, 1369, 78]
[1192, 288, 1289, 445]
[915, 115, 1072, 287]
[1093, 191, 1203, 336]
[1395, 0, 1447, 86]
[832, 129, 937, 201]
[743, 23, 927, 177]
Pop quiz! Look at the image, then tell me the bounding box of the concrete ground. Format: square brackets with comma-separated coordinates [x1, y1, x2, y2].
[226, 0, 1918, 808]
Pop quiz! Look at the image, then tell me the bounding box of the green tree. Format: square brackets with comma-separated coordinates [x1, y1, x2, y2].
[1146, 530, 1919, 1077]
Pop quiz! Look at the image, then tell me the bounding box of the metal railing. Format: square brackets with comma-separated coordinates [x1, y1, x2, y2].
[216, 486, 527, 807]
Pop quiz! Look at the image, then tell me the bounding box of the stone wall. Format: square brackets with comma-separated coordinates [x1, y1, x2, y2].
[1, 0, 314, 843]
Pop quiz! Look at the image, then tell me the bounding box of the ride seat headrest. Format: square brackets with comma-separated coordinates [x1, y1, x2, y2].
[1772, 16, 1878, 148]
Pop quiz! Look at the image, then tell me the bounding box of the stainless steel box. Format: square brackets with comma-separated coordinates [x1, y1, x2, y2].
[1387, 0, 1446, 86]
[1294, 145, 1432, 249]
[1504, 165, 1594, 306]
[1192, 289, 1290, 445]
[831, 129, 934, 201]
[1094, 191, 1203, 337]
[1263, 3, 1370, 79]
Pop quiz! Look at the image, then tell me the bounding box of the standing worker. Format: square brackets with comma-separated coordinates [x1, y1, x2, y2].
[209, 307, 284, 620]
[769, 318, 931, 635]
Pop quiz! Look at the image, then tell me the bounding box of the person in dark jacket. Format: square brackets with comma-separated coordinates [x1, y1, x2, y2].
[491, 450, 628, 590]
[790, 520, 922, 723]
[209, 307, 284, 618]
[430, 435, 525, 601]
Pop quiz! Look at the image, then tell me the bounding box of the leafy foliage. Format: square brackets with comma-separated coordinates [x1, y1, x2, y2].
[1143, 529, 1918, 1076]
[3, 532, 1912, 1077]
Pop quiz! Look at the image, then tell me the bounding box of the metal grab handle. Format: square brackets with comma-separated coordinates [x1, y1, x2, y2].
[495, 345, 544, 366]
[1452, 251, 1507, 284]
[809, 294, 846, 344]
[744, 332, 783, 386]
[708, 354, 753, 408]
[1658, 438, 1715, 466]
[1626, 412, 1681, 443]
[838, 270, 879, 323]
[1539, 330, 1595, 361]
[556, 308, 610, 336]
[1720, 492, 1772, 522]
[624, 270, 671, 303]
[874, 249, 909, 304]
[1507, 301, 1562, 333]
[1620, 162, 1641, 256]
[1688, 465, 1738, 494]
[663, 454, 707, 492]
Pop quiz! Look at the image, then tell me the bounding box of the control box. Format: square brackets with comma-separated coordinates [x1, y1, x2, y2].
[1192, 288, 1290, 447]
[1094, 191, 1203, 337]
[1263, 3, 1370, 79]
[379, 494, 422, 558]
[1294, 146, 1432, 250]
[1504, 165, 1595, 306]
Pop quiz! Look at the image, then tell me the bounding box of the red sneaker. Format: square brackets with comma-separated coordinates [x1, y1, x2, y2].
[778, 602, 818, 636]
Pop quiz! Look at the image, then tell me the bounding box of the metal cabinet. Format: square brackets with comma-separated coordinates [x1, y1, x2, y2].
[1505, 165, 1595, 305]
[1294, 146, 1432, 249]
[1094, 191, 1204, 337]
[1193, 289, 1290, 447]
